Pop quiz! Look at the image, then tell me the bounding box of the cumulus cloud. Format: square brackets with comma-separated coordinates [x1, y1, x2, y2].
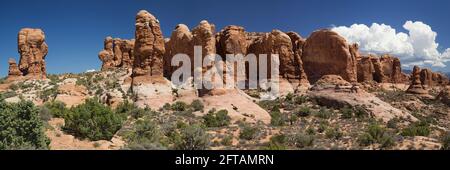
[332, 21, 450, 68]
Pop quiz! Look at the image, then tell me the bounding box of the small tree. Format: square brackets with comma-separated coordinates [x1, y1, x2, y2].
[0, 100, 50, 150]
[203, 109, 231, 127]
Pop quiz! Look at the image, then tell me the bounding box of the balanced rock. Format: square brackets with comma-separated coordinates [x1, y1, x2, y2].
[7, 58, 22, 78]
[302, 29, 357, 83]
[18, 28, 48, 79]
[132, 10, 165, 81]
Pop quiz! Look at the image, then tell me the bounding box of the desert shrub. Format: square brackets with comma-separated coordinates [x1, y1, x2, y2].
[190, 99, 204, 112]
[358, 123, 394, 148]
[124, 118, 166, 150]
[270, 110, 286, 126]
[9, 84, 19, 91]
[401, 121, 430, 137]
[0, 77, 5, 84]
[314, 107, 332, 119]
[265, 134, 287, 150]
[43, 101, 69, 118]
[294, 95, 308, 105]
[221, 135, 233, 146]
[325, 127, 343, 140]
[294, 106, 311, 117]
[0, 100, 50, 150]
[386, 118, 398, 129]
[258, 99, 281, 112]
[340, 106, 353, 119]
[292, 133, 314, 148]
[0, 91, 17, 100]
[317, 121, 328, 133]
[354, 105, 369, 118]
[174, 124, 210, 150]
[239, 123, 260, 140]
[39, 85, 58, 102]
[442, 133, 450, 150]
[203, 109, 231, 127]
[171, 101, 188, 111]
[62, 98, 126, 141]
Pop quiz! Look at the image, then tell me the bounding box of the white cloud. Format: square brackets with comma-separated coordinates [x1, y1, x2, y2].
[85, 69, 96, 73]
[332, 21, 450, 68]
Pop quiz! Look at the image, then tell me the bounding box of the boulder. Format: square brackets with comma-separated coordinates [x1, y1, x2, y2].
[18, 28, 48, 79]
[302, 29, 357, 83]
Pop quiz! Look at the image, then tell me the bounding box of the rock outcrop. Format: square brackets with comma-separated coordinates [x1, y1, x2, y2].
[192, 20, 227, 96]
[406, 66, 428, 94]
[98, 37, 115, 70]
[17, 28, 48, 79]
[164, 24, 194, 78]
[302, 29, 357, 83]
[216, 25, 248, 87]
[357, 54, 409, 84]
[99, 37, 135, 70]
[132, 10, 165, 82]
[7, 58, 22, 78]
[286, 31, 309, 85]
[357, 55, 375, 82]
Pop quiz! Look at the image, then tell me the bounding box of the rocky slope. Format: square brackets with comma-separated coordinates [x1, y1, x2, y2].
[1, 9, 450, 150]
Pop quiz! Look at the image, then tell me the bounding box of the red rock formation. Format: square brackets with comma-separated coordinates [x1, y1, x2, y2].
[99, 37, 135, 70]
[192, 20, 224, 96]
[18, 28, 48, 79]
[164, 24, 194, 78]
[302, 29, 357, 83]
[216, 25, 248, 86]
[132, 10, 165, 83]
[286, 31, 309, 84]
[99, 37, 115, 70]
[379, 55, 408, 83]
[406, 66, 427, 94]
[7, 58, 22, 78]
[357, 55, 375, 82]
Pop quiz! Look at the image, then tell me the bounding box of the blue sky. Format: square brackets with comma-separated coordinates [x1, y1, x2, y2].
[1, 0, 450, 77]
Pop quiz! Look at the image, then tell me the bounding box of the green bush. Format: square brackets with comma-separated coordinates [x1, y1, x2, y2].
[292, 133, 314, 148]
[340, 106, 353, 119]
[358, 123, 394, 148]
[270, 110, 285, 126]
[325, 127, 343, 140]
[239, 123, 260, 140]
[43, 101, 69, 118]
[401, 121, 430, 137]
[442, 133, 450, 150]
[175, 124, 210, 150]
[62, 98, 126, 141]
[294, 95, 308, 105]
[125, 118, 165, 150]
[294, 106, 311, 117]
[221, 135, 233, 146]
[203, 109, 231, 127]
[0, 100, 50, 150]
[39, 85, 59, 102]
[171, 101, 188, 111]
[266, 134, 287, 150]
[314, 107, 332, 119]
[354, 105, 369, 118]
[190, 99, 204, 112]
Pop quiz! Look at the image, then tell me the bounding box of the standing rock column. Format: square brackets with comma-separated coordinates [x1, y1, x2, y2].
[7, 58, 22, 79]
[132, 10, 165, 82]
[98, 37, 115, 70]
[406, 66, 427, 94]
[18, 28, 48, 79]
[164, 24, 194, 78]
